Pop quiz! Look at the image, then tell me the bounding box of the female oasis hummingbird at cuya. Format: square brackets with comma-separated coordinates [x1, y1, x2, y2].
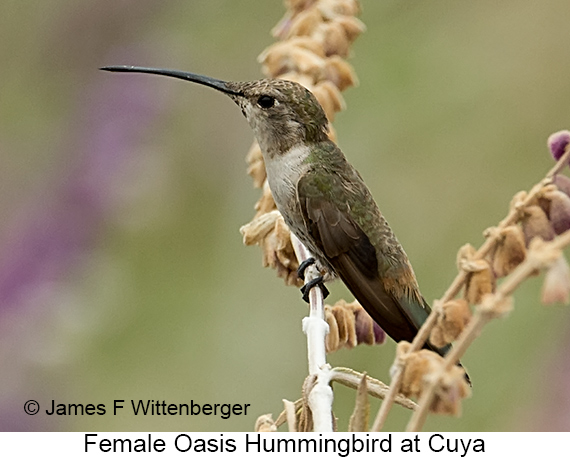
[101, 65, 461, 365]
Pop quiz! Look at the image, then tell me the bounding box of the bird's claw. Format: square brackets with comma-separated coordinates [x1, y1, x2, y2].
[300, 275, 329, 303]
[297, 257, 316, 280]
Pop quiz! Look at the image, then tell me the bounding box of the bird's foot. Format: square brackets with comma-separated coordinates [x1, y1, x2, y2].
[297, 257, 316, 281]
[300, 275, 330, 303]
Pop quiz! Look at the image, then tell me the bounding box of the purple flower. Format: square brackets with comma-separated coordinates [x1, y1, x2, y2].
[547, 130, 570, 163]
[0, 51, 165, 311]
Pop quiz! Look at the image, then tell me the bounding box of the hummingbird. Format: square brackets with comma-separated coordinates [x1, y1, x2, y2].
[100, 65, 457, 362]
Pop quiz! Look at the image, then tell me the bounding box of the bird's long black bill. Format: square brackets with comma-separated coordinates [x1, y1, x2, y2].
[100, 65, 241, 96]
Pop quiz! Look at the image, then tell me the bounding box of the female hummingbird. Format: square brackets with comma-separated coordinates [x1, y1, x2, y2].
[101, 65, 454, 360]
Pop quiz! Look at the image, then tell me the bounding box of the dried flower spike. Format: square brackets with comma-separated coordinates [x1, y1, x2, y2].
[245, 0, 364, 288]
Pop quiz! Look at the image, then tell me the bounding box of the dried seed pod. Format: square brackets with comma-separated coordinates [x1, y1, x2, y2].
[372, 320, 385, 344]
[344, 299, 387, 346]
[322, 55, 358, 90]
[536, 183, 558, 216]
[465, 263, 495, 304]
[290, 36, 327, 56]
[286, 0, 317, 15]
[327, 123, 337, 142]
[314, 21, 351, 57]
[509, 190, 529, 213]
[317, 0, 361, 18]
[429, 366, 472, 416]
[246, 142, 266, 188]
[553, 174, 570, 197]
[273, 216, 296, 265]
[324, 300, 385, 352]
[397, 342, 470, 415]
[354, 306, 375, 345]
[259, 41, 325, 78]
[340, 304, 357, 348]
[547, 130, 570, 162]
[270, 218, 302, 286]
[255, 181, 277, 217]
[240, 210, 281, 246]
[492, 225, 527, 277]
[429, 299, 471, 347]
[520, 206, 555, 245]
[542, 254, 570, 305]
[331, 301, 351, 347]
[278, 71, 316, 89]
[397, 342, 437, 399]
[334, 15, 366, 42]
[479, 293, 514, 319]
[271, 15, 292, 40]
[456, 243, 477, 270]
[241, 211, 302, 286]
[286, 7, 324, 38]
[255, 414, 277, 432]
[546, 190, 570, 234]
[312, 80, 346, 120]
[456, 244, 495, 303]
[324, 305, 341, 352]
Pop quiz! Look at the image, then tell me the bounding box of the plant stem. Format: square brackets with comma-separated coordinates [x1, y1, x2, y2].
[291, 234, 333, 431]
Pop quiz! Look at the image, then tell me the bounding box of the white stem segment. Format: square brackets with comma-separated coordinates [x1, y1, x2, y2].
[291, 233, 333, 432]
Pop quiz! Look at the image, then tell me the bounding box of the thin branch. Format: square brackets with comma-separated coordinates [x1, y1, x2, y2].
[373, 145, 570, 431]
[291, 234, 334, 431]
[406, 230, 570, 432]
[331, 367, 417, 410]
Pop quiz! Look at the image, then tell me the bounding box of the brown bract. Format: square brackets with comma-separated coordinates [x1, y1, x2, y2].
[255, 414, 277, 432]
[324, 299, 385, 353]
[397, 342, 470, 416]
[491, 225, 527, 278]
[240, 210, 302, 287]
[457, 243, 495, 304]
[429, 299, 472, 348]
[521, 205, 556, 245]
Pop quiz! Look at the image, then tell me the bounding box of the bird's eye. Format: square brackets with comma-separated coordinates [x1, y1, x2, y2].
[257, 95, 275, 109]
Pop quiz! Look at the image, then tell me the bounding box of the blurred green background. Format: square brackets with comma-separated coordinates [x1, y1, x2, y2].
[1, 0, 569, 432]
